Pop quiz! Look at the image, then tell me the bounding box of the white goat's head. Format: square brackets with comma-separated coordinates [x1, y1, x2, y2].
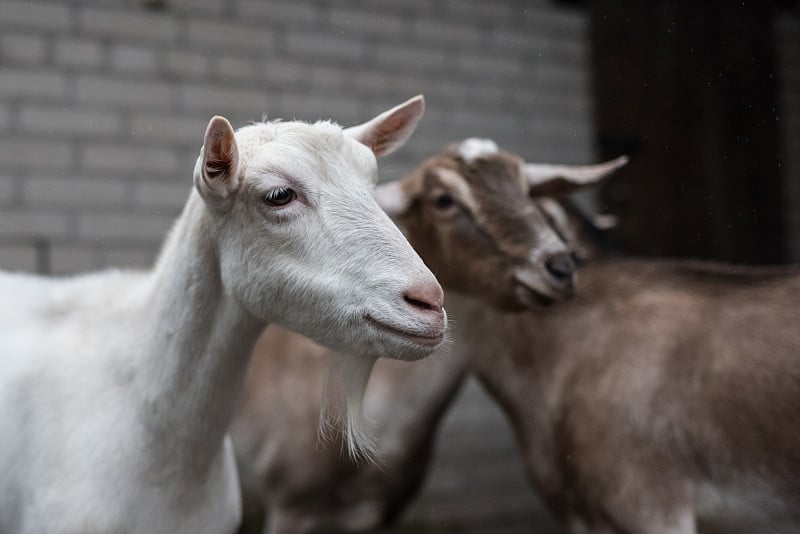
[375, 138, 627, 310]
[192, 96, 446, 362]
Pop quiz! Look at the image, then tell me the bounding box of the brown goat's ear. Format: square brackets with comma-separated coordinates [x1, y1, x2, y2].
[373, 180, 411, 218]
[194, 116, 241, 212]
[526, 156, 628, 197]
[345, 95, 425, 158]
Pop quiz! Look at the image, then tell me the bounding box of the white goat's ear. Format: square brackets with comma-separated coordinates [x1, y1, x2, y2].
[373, 180, 411, 218]
[194, 115, 241, 212]
[526, 155, 628, 197]
[345, 95, 425, 158]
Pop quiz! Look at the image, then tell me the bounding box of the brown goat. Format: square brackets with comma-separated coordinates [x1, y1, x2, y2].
[231, 138, 624, 533]
[383, 170, 800, 532]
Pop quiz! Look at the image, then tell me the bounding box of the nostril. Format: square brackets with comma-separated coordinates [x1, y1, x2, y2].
[545, 253, 575, 282]
[403, 283, 444, 314]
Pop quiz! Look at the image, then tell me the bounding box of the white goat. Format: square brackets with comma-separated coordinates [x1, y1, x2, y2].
[232, 140, 625, 534]
[0, 96, 447, 534]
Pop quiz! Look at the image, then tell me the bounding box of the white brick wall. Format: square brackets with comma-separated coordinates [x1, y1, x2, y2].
[3, 1, 72, 30]
[0, 175, 17, 204]
[55, 38, 106, 69]
[23, 176, 127, 207]
[0, 0, 596, 277]
[19, 106, 123, 136]
[0, 69, 69, 99]
[0, 210, 71, 239]
[0, 139, 75, 169]
[78, 6, 181, 42]
[0, 243, 39, 272]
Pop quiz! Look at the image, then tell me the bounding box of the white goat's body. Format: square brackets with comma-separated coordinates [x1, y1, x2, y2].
[0, 260, 246, 534]
[0, 98, 444, 534]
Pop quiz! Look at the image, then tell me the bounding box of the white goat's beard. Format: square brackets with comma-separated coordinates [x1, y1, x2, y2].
[318, 352, 378, 462]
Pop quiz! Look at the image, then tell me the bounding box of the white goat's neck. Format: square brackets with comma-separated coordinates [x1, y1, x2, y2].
[142, 193, 266, 474]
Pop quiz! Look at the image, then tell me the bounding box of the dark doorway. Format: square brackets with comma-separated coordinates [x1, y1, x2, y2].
[590, 0, 787, 264]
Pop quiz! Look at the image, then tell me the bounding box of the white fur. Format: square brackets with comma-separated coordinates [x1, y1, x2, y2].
[371, 180, 407, 219]
[318, 353, 378, 461]
[457, 137, 498, 162]
[0, 106, 444, 533]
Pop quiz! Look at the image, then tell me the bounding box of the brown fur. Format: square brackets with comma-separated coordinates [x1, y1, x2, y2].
[452, 259, 800, 533]
[395, 144, 572, 310]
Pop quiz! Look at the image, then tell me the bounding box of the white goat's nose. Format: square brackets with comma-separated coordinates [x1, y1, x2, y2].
[403, 281, 445, 315]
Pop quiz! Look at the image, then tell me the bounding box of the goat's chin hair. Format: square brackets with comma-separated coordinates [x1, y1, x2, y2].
[318, 351, 378, 463]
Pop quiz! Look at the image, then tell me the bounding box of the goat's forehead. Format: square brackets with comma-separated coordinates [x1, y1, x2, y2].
[421, 148, 525, 196]
[457, 138, 499, 163]
[235, 121, 344, 158]
[235, 120, 376, 184]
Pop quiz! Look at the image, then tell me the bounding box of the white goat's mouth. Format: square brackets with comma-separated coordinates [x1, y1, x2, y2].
[364, 315, 445, 348]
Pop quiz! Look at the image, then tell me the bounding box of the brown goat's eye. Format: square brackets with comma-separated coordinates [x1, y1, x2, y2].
[263, 187, 295, 206]
[434, 194, 454, 210]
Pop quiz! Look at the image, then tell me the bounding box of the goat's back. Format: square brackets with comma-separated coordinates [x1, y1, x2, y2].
[467, 259, 800, 528]
[548, 260, 800, 471]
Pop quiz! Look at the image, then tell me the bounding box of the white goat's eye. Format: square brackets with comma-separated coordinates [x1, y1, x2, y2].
[263, 187, 295, 206]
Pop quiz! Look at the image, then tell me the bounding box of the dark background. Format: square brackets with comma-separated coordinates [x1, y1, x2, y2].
[591, 0, 799, 264]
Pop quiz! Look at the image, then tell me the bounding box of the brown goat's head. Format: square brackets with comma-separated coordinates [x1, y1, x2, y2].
[375, 139, 626, 311]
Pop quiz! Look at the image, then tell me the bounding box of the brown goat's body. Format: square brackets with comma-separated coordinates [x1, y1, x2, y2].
[457, 259, 800, 533]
